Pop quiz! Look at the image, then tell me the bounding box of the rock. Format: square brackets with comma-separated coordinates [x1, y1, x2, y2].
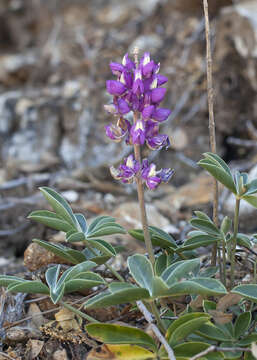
[129, 35, 163, 54]
[61, 190, 79, 203]
[52, 349, 68, 360]
[24, 243, 70, 271]
[113, 201, 171, 231]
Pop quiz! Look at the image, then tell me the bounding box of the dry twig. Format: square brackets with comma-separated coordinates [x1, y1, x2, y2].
[136, 301, 176, 360]
[190, 345, 250, 360]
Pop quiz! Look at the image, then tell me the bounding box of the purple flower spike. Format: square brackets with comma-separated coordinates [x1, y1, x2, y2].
[151, 87, 166, 104]
[130, 119, 146, 145]
[142, 60, 155, 78]
[106, 80, 126, 96]
[152, 108, 171, 122]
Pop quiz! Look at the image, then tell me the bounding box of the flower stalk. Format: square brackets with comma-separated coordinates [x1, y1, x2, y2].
[230, 198, 240, 288]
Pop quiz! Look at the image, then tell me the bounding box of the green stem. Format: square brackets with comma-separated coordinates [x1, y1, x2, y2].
[86, 242, 124, 282]
[222, 237, 226, 287]
[150, 301, 166, 334]
[230, 198, 240, 289]
[60, 300, 99, 323]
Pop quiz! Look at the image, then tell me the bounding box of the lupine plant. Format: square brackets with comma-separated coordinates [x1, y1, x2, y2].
[1, 50, 257, 360]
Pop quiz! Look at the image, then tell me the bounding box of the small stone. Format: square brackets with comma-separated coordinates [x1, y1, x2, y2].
[53, 349, 68, 360]
[61, 190, 79, 203]
[62, 80, 81, 98]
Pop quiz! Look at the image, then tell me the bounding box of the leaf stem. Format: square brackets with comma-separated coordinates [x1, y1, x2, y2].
[230, 198, 240, 288]
[150, 301, 167, 334]
[59, 300, 99, 323]
[222, 236, 226, 287]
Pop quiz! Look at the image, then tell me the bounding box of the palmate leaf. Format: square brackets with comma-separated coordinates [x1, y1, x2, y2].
[45, 264, 64, 303]
[65, 273, 105, 293]
[57, 261, 96, 287]
[75, 213, 87, 233]
[86, 323, 157, 352]
[0, 275, 25, 287]
[66, 231, 86, 243]
[154, 253, 174, 276]
[28, 210, 72, 232]
[39, 187, 78, 228]
[86, 216, 126, 238]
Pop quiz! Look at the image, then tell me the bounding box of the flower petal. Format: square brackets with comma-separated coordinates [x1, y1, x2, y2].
[152, 108, 171, 122]
[151, 88, 166, 103]
[106, 80, 126, 96]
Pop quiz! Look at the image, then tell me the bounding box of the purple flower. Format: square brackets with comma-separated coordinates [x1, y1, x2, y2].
[141, 159, 174, 189]
[106, 80, 126, 96]
[110, 154, 139, 183]
[130, 119, 145, 145]
[141, 161, 161, 190]
[142, 105, 155, 120]
[151, 88, 166, 103]
[152, 108, 171, 122]
[110, 62, 124, 76]
[132, 69, 144, 95]
[120, 71, 133, 88]
[117, 99, 130, 114]
[105, 123, 127, 142]
[122, 53, 135, 71]
[145, 121, 170, 150]
[157, 74, 168, 86]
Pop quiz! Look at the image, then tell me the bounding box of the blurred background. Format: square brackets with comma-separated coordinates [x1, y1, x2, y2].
[0, 0, 257, 263]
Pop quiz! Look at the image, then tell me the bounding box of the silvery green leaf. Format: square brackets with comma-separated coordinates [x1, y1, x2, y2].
[33, 239, 86, 264]
[0, 275, 25, 287]
[58, 261, 96, 288]
[237, 233, 252, 249]
[232, 284, 257, 302]
[190, 219, 220, 236]
[84, 286, 150, 309]
[245, 179, 257, 195]
[161, 259, 200, 287]
[154, 253, 174, 276]
[234, 312, 251, 340]
[28, 210, 72, 232]
[166, 278, 227, 297]
[203, 152, 233, 176]
[87, 239, 116, 256]
[39, 187, 78, 228]
[7, 281, 50, 295]
[86, 224, 126, 238]
[75, 213, 87, 233]
[151, 276, 170, 297]
[194, 211, 212, 221]
[198, 158, 237, 194]
[64, 273, 105, 293]
[242, 195, 257, 208]
[128, 227, 177, 250]
[46, 265, 60, 291]
[66, 231, 86, 243]
[128, 254, 154, 295]
[87, 216, 116, 234]
[177, 234, 217, 253]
